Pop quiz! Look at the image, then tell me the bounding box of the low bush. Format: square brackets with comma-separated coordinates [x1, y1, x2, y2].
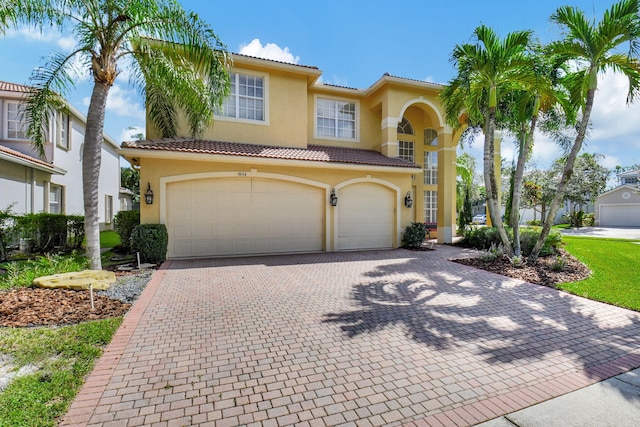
[402, 222, 428, 249]
[583, 213, 595, 226]
[461, 226, 561, 257]
[114, 210, 140, 251]
[131, 224, 168, 264]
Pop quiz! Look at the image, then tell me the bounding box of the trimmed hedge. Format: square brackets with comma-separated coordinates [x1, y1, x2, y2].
[10, 213, 84, 253]
[131, 224, 168, 264]
[460, 226, 561, 257]
[114, 210, 140, 251]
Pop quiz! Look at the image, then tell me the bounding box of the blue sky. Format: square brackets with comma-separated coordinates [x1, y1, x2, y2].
[1, 0, 639, 172]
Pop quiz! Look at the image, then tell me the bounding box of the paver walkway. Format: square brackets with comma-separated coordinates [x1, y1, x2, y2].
[61, 246, 640, 426]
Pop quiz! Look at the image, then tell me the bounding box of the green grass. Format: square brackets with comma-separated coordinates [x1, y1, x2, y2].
[560, 236, 640, 311]
[99, 230, 121, 249]
[0, 318, 122, 427]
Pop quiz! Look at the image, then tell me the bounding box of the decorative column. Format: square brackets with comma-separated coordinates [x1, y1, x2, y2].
[437, 126, 456, 243]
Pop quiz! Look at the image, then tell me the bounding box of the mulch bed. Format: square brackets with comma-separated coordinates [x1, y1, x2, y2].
[0, 287, 131, 328]
[452, 249, 591, 288]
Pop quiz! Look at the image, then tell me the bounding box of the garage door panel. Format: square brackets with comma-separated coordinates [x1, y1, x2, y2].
[167, 178, 323, 257]
[337, 183, 394, 251]
[600, 205, 640, 227]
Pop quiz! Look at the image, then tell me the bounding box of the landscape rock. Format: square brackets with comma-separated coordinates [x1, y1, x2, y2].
[32, 270, 116, 291]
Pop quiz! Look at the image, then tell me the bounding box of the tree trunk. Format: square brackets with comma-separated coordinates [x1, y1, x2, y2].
[529, 88, 595, 261]
[511, 115, 538, 257]
[484, 109, 513, 257]
[83, 82, 111, 270]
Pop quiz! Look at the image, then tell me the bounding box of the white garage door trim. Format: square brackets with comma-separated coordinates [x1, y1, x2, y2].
[334, 177, 401, 250]
[599, 203, 640, 227]
[160, 171, 331, 257]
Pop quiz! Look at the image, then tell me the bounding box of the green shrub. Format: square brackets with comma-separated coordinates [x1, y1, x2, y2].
[0, 253, 88, 290]
[526, 219, 541, 226]
[67, 215, 85, 250]
[583, 213, 595, 226]
[131, 224, 168, 264]
[462, 226, 561, 257]
[0, 204, 17, 262]
[402, 222, 428, 249]
[114, 210, 140, 251]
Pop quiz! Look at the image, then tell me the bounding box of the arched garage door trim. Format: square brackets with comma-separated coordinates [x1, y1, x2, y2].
[334, 177, 401, 250]
[160, 170, 331, 256]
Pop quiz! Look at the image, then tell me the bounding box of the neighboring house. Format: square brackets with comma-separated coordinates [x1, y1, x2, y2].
[595, 169, 640, 226]
[120, 54, 461, 259]
[0, 80, 122, 230]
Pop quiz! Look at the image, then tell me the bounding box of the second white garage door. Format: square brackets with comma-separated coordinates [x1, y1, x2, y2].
[337, 183, 394, 250]
[600, 204, 640, 227]
[167, 178, 324, 258]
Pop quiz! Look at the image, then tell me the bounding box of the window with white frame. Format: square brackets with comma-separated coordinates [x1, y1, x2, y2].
[424, 190, 437, 223]
[49, 184, 63, 214]
[218, 72, 265, 121]
[5, 101, 27, 140]
[622, 176, 639, 185]
[316, 98, 357, 140]
[105, 194, 113, 224]
[423, 151, 438, 184]
[398, 140, 414, 162]
[397, 117, 414, 135]
[424, 128, 438, 146]
[57, 112, 70, 149]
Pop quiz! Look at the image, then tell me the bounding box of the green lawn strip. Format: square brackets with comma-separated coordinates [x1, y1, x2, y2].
[0, 317, 122, 427]
[99, 230, 121, 249]
[560, 236, 640, 311]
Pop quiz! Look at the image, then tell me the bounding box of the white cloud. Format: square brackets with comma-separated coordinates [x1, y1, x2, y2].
[83, 83, 145, 121]
[7, 25, 76, 52]
[589, 70, 640, 141]
[239, 39, 300, 64]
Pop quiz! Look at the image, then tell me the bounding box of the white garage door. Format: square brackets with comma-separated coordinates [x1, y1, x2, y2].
[600, 204, 640, 227]
[167, 178, 324, 258]
[337, 183, 394, 250]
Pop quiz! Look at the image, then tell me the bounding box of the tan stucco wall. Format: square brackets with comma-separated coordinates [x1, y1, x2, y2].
[138, 156, 416, 249]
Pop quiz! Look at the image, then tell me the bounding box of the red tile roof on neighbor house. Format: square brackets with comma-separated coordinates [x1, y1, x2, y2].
[121, 138, 420, 169]
[0, 145, 56, 170]
[0, 80, 31, 93]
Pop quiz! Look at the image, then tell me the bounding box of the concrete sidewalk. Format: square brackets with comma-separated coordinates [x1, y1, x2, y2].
[477, 368, 640, 426]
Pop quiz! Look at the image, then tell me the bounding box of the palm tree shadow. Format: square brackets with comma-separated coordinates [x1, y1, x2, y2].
[322, 253, 640, 384]
[323, 280, 451, 349]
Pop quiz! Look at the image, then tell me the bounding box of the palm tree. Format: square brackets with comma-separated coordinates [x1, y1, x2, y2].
[529, 0, 640, 260]
[441, 25, 537, 258]
[1, 0, 231, 269]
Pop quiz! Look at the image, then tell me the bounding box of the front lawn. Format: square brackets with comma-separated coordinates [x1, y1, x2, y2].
[560, 236, 640, 311]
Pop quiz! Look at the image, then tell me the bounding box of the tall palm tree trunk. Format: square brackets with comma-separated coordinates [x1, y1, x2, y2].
[83, 82, 110, 270]
[484, 108, 514, 257]
[529, 88, 595, 261]
[511, 112, 538, 257]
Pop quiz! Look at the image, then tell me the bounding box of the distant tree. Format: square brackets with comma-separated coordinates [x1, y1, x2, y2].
[555, 153, 609, 211]
[121, 167, 140, 203]
[456, 152, 477, 230]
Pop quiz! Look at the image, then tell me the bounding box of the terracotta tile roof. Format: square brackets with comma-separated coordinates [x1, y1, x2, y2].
[0, 80, 31, 93]
[0, 145, 56, 170]
[232, 52, 320, 70]
[121, 138, 419, 169]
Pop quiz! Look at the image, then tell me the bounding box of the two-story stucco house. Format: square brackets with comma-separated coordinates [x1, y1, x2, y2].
[120, 54, 461, 259]
[595, 169, 640, 226]
[0, 80, 122, 230]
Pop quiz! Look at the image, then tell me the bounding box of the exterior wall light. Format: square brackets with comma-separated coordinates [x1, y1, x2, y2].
[404, 191, 413, 208]
[144, 182, 154, 205]
[330, 188, 338, 207]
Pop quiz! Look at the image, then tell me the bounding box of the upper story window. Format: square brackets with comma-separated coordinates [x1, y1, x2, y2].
[57, 113, 70, 149]
[316, 97, 357, 140]
[424, 151, 438, 185]
[398, 140, 414, 162]
[622, 176, 639, 185]
[218, 72, 265, 121]
[424, 128, 438, 146]
[397, 117, 414, 135]
[49, 184, 64, 214]
[5, 101, 27, 140]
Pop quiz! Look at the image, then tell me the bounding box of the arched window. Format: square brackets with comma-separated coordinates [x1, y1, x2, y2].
[424, 128, 438, 146]
[397, 117, 414, 135]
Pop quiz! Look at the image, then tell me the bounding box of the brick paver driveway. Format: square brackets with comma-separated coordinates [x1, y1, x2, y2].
[62, 245, 640, 426]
